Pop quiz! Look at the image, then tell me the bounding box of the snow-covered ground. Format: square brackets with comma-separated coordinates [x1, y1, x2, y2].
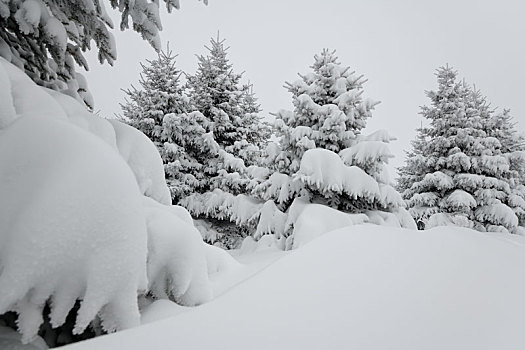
[2, 44, 525, 350]
[65, 224, 525, 350]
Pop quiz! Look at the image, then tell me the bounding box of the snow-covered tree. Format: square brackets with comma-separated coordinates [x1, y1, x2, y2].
[186, 34, 270, 165]
[0, 0, 206, 108]
[174, 35, 271, 248]
[122, 47, 189, 141]
[120, 48, 202, 201]
[253, 49, 404, 216]
[399, 66, 525, 233]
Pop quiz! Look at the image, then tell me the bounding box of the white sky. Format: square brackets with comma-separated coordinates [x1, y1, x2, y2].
[85, 0, 525, 175]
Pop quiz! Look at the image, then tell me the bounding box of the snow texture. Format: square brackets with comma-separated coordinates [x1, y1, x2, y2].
[141, 197, 212, 305]
[110, 120, 172, 205]
[290, 204, 368, 249]
[0, 115, 148, 342]
[0, 59, 214, 344]
[65, 224, 525, 350]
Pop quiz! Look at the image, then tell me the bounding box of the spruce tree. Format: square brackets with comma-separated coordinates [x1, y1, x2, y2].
[186, 34, 270, 165]
[179, 35, 271, 248]
[121, 49, 206, 202]
[400, 66, 525, 233]
[122, 48, 189, 141]
[254, 49, 404, 214]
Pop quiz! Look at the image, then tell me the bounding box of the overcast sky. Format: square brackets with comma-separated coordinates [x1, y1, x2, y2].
[85, 0, 525, 175]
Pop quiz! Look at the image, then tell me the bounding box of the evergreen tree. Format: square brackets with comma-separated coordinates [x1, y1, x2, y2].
[253, 49, 404, 214]
[400, 66, 525, 233]
[0, 0, 205, 108]
[179, 35, 271, 247]
[122, 48, 189, 141]
[186, 34, 270, 165]
[121, 48, 250, 204]
[121, 48, 199, 202]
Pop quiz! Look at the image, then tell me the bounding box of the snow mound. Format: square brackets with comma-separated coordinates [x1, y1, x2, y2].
[139, 300, 189, 326]
[239, 235, 286, 253]
[65, 225, 525, 350]
[110, 120, 172, 205]
[42, 88, 117, 149]
[204, 244, 241, 276]
[0, 116, 148, 342]
[0, 59, 217, 346]
[254, 197, 414, 250]
[366, 210, 406, 227]
[291, 203, 368, 249]
[0, 57, 66, 127]
[142, 197, 212, 306]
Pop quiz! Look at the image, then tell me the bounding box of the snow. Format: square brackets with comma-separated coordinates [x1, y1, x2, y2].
[181, 189, 263, 227]
[254, 200, 288, 238]
[0, 115, 148, 342]
[109, 120, 172, 205]
[291, 203, 368, 248]
[64, 224, 525, 350]
[44, 88, 118, 148]
[475, 203, 519, 230]
[44, 17, 67, 53]
[419, 171, 454, 190]
[265, 172, 297, 203]
[0, 59, 16, 128]
[298, 148, 381, 200]
[361, 129, 395, 142]
[141, 197, 212, 306]
[139, 300, 189, 325]
[444, 189, 477, 209]
[0, 326, 47, 350]
[14, 0, 42, 34]
[426, 213, 456, 228]
[0, 57, 67, 122]
[391, 207, 418, 230]
[339, 140, 394, 166]
[0, 59, 217, 345]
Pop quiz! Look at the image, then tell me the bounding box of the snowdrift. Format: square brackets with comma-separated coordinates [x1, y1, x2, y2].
[0, 58, 219, 344]
[65, 224, 525, 350]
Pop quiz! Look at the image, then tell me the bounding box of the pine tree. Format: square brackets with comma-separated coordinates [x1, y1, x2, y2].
[179, 35, 271, 248]
[186, 34, 270, 164]
[0, 0, 206, 108]
[122, 48, 189, 141]
[121, 48, 200, 202]
[400, 66, 525, 233]
[254, 49, 404, 215]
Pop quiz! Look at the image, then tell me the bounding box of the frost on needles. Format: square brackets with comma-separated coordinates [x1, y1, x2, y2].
[398, 66, 525, 233]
